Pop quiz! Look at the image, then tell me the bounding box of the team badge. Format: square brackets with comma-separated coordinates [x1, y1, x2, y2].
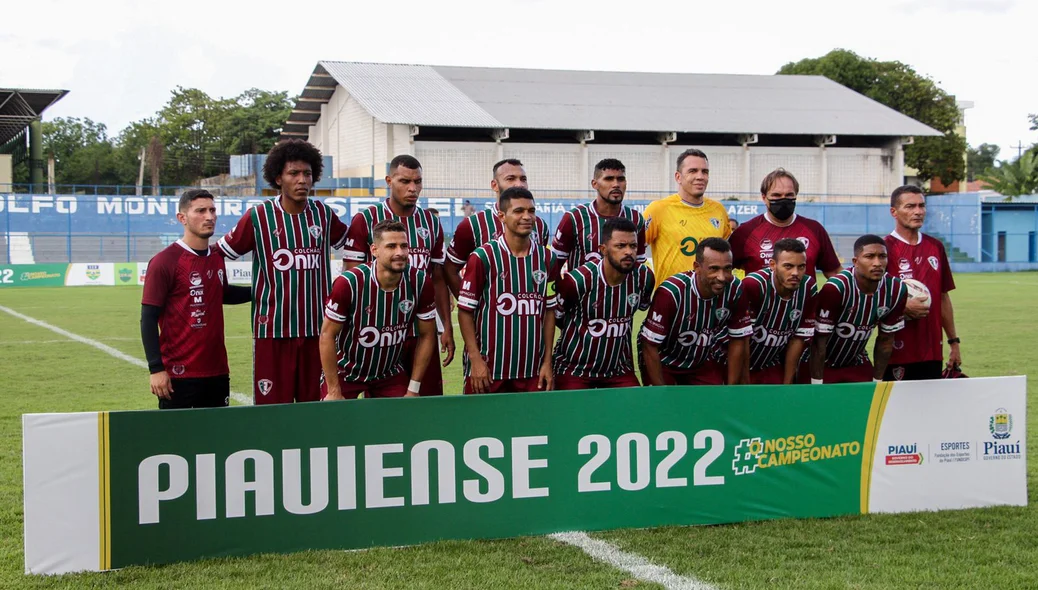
[878, 306, 889, 316]
[399, 299, 414, 314]
[627, 294, 640, 307]
[760, 238, 774, 252]
[892, 366, 905, 381]
[218, 269, 224, 283]
[190, 271, 203, 286]
[990, 409, 1012, 440]
[710, 218, 721, 229]
[532, 270, 547, 285]
[257, 315, 268, 325]
[715, 308, 730, 322]
[898, 258, 911, 272]
[789, 309, 802, 321]
[797, 236, 810, 249]
[309, 226, 322, 239]
[258, 379, 273, 396]
[893, 340, 904, 350]
[171, 364, 186, 376]
[928, 256, 939, 270]
[531, 231, 541, 244]
[417, 227, 430, 240]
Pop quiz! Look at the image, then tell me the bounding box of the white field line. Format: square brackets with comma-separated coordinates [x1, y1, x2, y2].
[0, 304, 252, 406]
[549, 531, 718, 590]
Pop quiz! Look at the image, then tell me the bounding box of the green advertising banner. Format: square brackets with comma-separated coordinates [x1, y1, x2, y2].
[22, 377, 1028, 575]
[0, 264, 68, 288]
[114, 263, 138, 286]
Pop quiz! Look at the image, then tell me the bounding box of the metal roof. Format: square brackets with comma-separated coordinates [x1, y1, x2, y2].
[282, 62, 940, 138]
[0, 88, 69, 145]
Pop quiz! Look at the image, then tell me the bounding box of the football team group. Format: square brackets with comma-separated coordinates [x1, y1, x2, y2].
[140, 138, 962, 408]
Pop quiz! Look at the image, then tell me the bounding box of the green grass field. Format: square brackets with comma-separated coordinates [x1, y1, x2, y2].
[1, 273, 1036, 589]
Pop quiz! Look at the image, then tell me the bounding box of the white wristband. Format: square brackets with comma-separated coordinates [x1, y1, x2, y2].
[408, 380, 421, 392]
[811, 378, 823, 385]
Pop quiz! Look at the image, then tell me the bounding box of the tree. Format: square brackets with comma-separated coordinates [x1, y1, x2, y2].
[967, 143, 1000, 181]
[778, 49, 966, 185]
[41, 117, 122, 187]
[978, 151, 1038, 197]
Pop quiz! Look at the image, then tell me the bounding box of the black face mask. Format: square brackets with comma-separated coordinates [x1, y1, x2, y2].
[768, 198, 796, 221]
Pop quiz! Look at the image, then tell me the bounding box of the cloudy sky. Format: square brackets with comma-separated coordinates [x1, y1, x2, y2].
[3, 0, 1031, 160]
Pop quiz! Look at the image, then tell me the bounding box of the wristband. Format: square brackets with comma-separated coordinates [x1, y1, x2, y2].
[947, 338, 960, 345]
[408, 380, 421, 392]
[811, 378, 823, 385]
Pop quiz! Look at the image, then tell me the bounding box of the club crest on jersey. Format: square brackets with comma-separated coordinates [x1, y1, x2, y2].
[416, 227, 430, 240]
[892, 366, 905, 381]
[218, 269, 224, 283]
[627, 293, 640, 307]
[928, 256, 939, 270]
[532, 270, 547, 285]
[190, 271, 203, 286]
[171, 364, 186, 376]
[258, 379, 273, 396]
[531, 231, 541, 244]
[309, 226, 322, 239]
[898, 258, 911, 272]
[797, 236, 810, 249]
[715, 308, 730, 322]
[710, 218, 721, 229]
[399, 299, 414, 314]
[893, 340, 904, 350]
[789, 309, 802, 321]
[760, 238, 774, 252]
[878, 306, 890, 316]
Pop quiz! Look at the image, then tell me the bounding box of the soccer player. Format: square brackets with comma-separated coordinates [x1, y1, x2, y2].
[643, 149, 731, 290]
[458, 187, 558, 394]
[730, 168, 842, 278]
[320, 220, 437, 399]
[444, 159, 549, 298]
[551, 158, 646, 275]
[217, 139, 348, 404]
[553, 217, 654, 390]
[728, 238, 816, 385]
[141, 189, 251, 409]
[341, 155, 453, 396]
[884, 185, 961, 381]
[810, 235, 908, 384]
[640, 238, 742, 386]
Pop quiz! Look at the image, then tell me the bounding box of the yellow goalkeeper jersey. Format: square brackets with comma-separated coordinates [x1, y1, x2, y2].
[644, 194, 731, 290]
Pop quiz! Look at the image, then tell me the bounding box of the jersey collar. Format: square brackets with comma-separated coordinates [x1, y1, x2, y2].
[764, 212, 798, 226]
[888, 230, 924, 246]
[174, 239, 209, 256]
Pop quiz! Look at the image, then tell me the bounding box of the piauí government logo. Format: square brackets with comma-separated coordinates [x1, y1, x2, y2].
[990, 408, 1012, 440]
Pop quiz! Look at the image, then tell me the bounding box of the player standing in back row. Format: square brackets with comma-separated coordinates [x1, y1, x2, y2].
[551, 158, 646, 275]
[883, 185, 961, 380]
[320, 220, 437, 399]
[444, 159, 549, 298]
[553, 217, 654, 390]
[811, 235, 907, 384]
[341, 155, 453, 395]
[218, 139, 348, 404]
[458, 187, 558, 394]
[643, 149, 731, 290]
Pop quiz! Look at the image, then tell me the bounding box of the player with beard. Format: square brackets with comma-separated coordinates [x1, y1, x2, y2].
[141, 189, 251, 409]
[811, 235, 907, 384]
[730, 169, 841, 278]
[884, 184, 961, 381]
[551, 158, 646, 275]
[640, 238, 742, 386]
[444, 159, 549, 298]
[553, 217, 654, 390]
[341, 155, 453, 396]
[320, 220, 437, 400]
[458, 187, 558, 394]
[728, 238, 817, 385]
[218, 139, 349, 404]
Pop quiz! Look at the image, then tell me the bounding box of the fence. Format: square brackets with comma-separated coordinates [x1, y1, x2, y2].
[0, 192, 1034, 266]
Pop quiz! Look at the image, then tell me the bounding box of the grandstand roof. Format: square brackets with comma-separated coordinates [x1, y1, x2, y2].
[282, 61, 941, 139]
[0, 88, 69, 145]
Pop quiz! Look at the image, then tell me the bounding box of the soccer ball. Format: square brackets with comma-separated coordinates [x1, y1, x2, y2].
[902, 278, 931, 305]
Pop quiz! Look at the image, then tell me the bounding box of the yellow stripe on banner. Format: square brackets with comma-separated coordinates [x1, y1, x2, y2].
[97, 412, 111, 570]
[859, 382, 894, 513]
